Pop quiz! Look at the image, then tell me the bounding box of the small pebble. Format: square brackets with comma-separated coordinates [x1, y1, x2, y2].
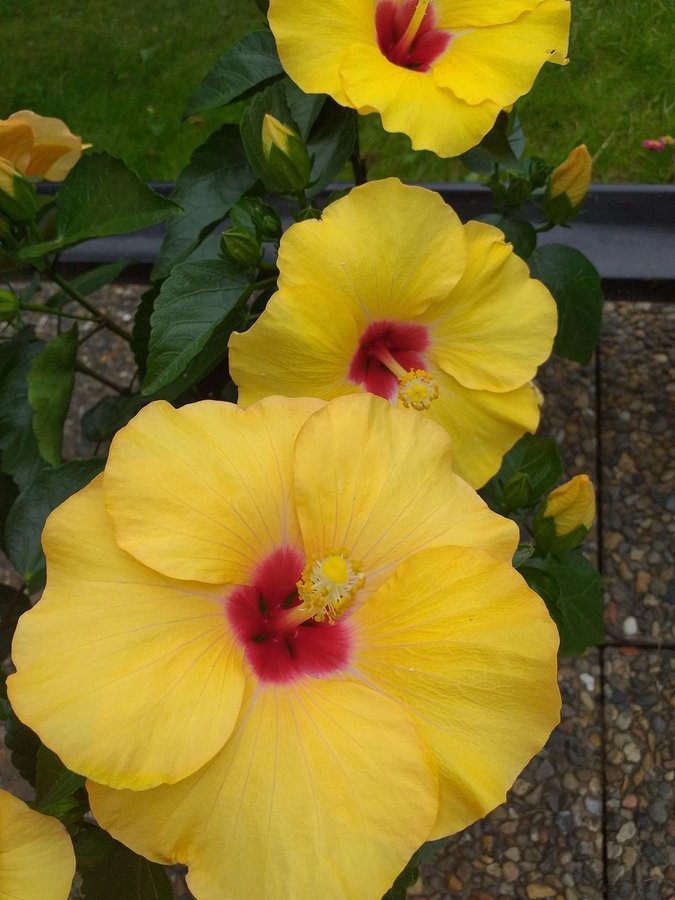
[622, 616, 638, 636]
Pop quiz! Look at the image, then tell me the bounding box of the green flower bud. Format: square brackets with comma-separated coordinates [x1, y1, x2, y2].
[261, 114, 312, 194]
[220, 227, 262, 268]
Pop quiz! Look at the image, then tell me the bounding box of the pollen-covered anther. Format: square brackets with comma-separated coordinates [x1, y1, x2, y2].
[398, 369, 440, 411]
[297, 550, 365, 622]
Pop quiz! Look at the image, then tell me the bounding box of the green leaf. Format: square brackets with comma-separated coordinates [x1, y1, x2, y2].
[35, 745, 86, 823]
[185, 31, 283, 116]
[76, 829, 173, 900]
[523, 551, 605, 655]
[481, 434, 563, 513]
[0, 471, 19, 555]
[459, 112, 522, 175]
[4, 457, 104, 592]
[513, 544, 535, 568]
[46, 261, 129, 310]
[82, 394, 146, 442]
[143, 258, 252, 395]
[478, 214, 537, 260]
[152, 125, 257, 281]
[131, 284, 160, 377]
[0, 583, 30, 659]
[0, 675, 40, 786]
[0, 328, 46, 490]
[528, 244, 603, 365]
[18, 153, 181, 258]
[305, 101, 357, 197]
[27, 328, 78, 466]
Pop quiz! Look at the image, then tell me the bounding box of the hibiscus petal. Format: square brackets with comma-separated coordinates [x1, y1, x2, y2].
[9, 476, 246, 790]
[293, 394, 518, 591]
[0, 789, 75, 900]
[433, 0, 571, 107]
[229, 283, 362, 408]
[340, 43, 501, 158]
[268, 0, 374, 106]
[352, 544, 560, 839]
[428, 369, 541, 487]
[104, 397, 322, 584]
[424, 221, 557, 392]
[276, 178, 468, 320]
[0, 120, 33, 173]
[434, 0, 540, 29]
[88, 680, 438, 900]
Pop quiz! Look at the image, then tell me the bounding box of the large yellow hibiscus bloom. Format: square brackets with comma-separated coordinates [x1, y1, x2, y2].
[268, 0, 571, 157]
[0, 789, 75, 900]
[230, 179, 557, 488]
[9, 394, 559, 900]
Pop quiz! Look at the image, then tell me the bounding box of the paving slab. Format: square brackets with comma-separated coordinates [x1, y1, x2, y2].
[604, 647, 674, 899]
[599, 301, 675, 644]
[417, 652, 604, 899]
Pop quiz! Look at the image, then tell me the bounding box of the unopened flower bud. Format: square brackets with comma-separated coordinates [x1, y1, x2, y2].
[220, 227, 262, 268]
[0, 288, 19, 321]
[545, 144, 592, 224]
[544, 474, 595, 537]
[261, 114, 311, 194]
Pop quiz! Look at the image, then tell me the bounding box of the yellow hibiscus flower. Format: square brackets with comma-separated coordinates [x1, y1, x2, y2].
[268, 0, 571, 157]
[0, 110, 90, 182]
[9, 394, 559, 900]
[0, 789, 75, 900]
[230, 178, 558, 488]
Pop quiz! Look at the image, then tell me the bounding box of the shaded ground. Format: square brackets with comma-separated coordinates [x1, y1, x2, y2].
[1, 289, 673, 899]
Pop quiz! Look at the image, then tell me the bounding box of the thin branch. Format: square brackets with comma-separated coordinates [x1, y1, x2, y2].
[48, 270, 132, 342]
[76, 360, 131, 394]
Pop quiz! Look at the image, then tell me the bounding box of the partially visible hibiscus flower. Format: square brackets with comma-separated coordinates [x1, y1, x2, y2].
[0, 110, 90, 182]
[230, 178, 558, 488]
[268, 0, 571, 157]
[9, 394, 560, 900]
[0, 788, 75, 900]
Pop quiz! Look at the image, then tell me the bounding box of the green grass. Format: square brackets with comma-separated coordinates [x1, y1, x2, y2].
[1, 0, 672, 183]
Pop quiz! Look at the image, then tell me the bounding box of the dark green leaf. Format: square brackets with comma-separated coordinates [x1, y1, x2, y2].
[0, 583, 30, 659]
[185, 31, 283, 117]
[143, 258, 252, 395]
[46, 261, 129, 310]
[513, 544, 535, 568]
[82, 394, 146, 442]
[28, 328, 78, 466]
[153, 126, 257, 281]
[4, 458, 104, 592]
[35, 745, 86, 813]
[76, 828, 173, 900]
[306, 101, 357, 197]
[478, 214, 537, 260]
[459, 112, 521, 175]
[19, 153, 181, 258]
[0, 328, 46, 490]
[528, 244, 603, 365]
[131, 284, 160, 377]
[0, 472, 19, 555]
[523, 552, 605, 655]
[285, 84, 326, 139]
[0, 676, 40, 786]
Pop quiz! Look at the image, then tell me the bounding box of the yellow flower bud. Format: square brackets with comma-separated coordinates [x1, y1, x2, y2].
[0, 157, 19, 197]
[0, 109, 90, 182]
[544, 474, 595, 536]
[548, 144, 592, 208]
[261, 114, 296, 160]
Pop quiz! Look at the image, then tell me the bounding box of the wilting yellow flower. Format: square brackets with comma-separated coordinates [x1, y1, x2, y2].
[0, 788, 75, 900]
[0, 110, 90, 182]
[268, 0, 570, 158]
[10, 394, 560, 900]
[544, 474, 595, 536]
[230, 178, 558, 488]
[547, 144, 592, 208]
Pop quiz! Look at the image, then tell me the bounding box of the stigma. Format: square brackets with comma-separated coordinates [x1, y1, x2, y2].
[398, 368, 439, 411]
[297, 550, 365, 622]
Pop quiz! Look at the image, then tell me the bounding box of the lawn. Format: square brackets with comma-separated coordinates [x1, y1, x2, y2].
[1, 0, 672, 183]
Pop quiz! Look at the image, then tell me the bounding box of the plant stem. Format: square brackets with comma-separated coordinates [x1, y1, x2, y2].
[76, 360, 131, 395]
[20, 303, 98, 323]
[49, 270, 133, 342]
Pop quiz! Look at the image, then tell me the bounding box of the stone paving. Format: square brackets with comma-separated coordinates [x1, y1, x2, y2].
[1, 290, 673, 899]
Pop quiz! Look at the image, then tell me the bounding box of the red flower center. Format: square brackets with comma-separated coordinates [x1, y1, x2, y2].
[348, 319, 430, 400]
[375, 0, 452, 72]
[226, 547, 352, 684]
